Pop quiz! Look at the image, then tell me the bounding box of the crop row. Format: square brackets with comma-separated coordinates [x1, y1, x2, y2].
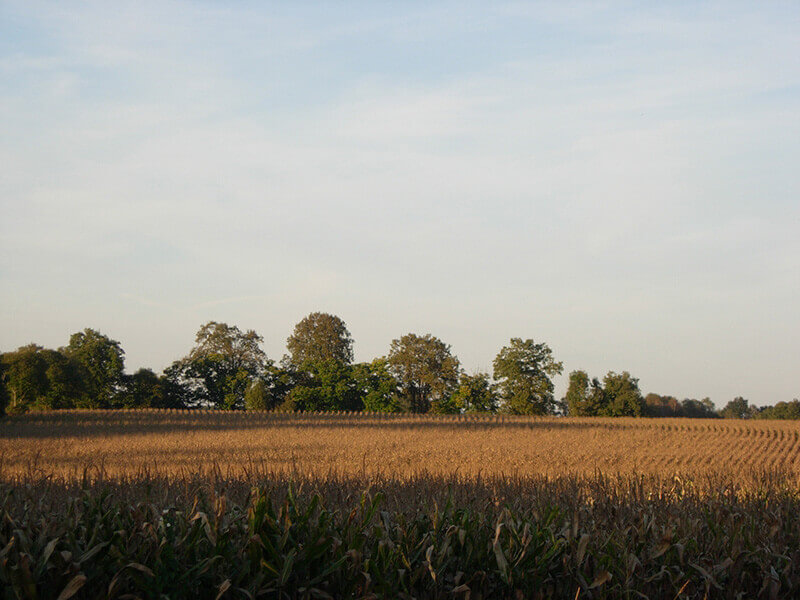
[2, 470, 800, 599]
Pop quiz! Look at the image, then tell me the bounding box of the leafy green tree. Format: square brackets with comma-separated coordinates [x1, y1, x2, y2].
[244, 364, 295, 411]
[171, 321, 268, 409]
[451, 372, 497, 413]
[643, 393, 717, 418]
[720, 396, 751, 419]
[285, 359, 361, 412]
[244, 379, 270, 411]
[0, 345, 87, 411]
[118, 368, 180, 408]
[286, 312, 354, 367]
[63, 329, 125, 408]
[565, 370, 606, 416]
[643, 393, 681, 417]
[0, 360, 7, 416]
[40, 349, 86, 409]
[493, 338, 563, 415]
[600, 371, 643, 416]
[387, 333, 460, 413]
[0, 345, 49, 411]
[680, 397, 717, 418]
[756, 400, 800, 420]
[352, 358, 403, 413]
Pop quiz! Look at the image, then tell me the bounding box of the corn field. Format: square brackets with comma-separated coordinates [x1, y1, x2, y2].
[1, 411, 800, 598]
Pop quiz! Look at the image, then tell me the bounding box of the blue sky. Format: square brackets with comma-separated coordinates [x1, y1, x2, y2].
[1, 1, 798, 405]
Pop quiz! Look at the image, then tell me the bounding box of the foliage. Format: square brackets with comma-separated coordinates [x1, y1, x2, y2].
[170, 322, 268, 409]
[352, 358, 403, 413]
[564, 370, 604, 417]
[493, 338, 563, 415]
[286, 359, 362, 412]
[63, 328, 126, 408]
[244, 378, 270, 410]
[117, 368, 182, 409]
[754, 399, 800, 420]
[450, 372, 497, 413]
[0, 359, 7, 416]
[720, 396, 754, 419]
[565, 371, 644, 417]
[644, 394, 717, 418]
[2, 466, 800, 599]
[600, 371, 644, 416]
[244, 364, 296, 411]
[286, 312, 354, 367]
[387, 334, 460, 413]
[0, 345, 87, 411]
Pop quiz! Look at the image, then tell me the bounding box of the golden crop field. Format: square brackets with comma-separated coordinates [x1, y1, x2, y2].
[2, 409, 799, 481]
[4, 410, 800, 598]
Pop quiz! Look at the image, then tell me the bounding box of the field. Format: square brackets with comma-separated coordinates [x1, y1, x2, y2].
[3, 410, 800, 480]
[2, 411, 800, 599]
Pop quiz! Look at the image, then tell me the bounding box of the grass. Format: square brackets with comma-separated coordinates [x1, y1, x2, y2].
[2, 410, 800, 598]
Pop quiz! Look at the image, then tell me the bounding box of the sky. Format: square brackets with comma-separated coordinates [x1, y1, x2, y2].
[1, 1, 798, 406]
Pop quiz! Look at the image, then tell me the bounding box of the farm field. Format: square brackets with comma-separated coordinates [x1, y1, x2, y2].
[2, 409, 800, 481]
[2, 410, 800, 599]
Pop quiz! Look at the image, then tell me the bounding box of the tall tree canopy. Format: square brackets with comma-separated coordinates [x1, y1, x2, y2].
[352, 358, 402, 413]
[386, 333, 460, 413]
[63, 329, 125, 408]
[286, 312, 354, 367]
[493, 338, 563, 415]
[0, 345, 87, 411]
[720, 396, 752, 419]
[565, 370, 605, 417]
[169, 321, 268, 409]
[601, 371, 644, 416]
[451, 372, 497, 413]
[285, 359, 362, 413]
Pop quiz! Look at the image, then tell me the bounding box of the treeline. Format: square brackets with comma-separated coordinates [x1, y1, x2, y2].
[1, 312, 795, 418]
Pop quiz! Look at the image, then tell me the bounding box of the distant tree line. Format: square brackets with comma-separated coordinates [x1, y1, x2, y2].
[1, 313, 795, 418]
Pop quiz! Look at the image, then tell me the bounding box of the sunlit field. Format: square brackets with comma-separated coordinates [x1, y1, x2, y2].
[2, 409, 799, 480]
[3, 411, 800, 599]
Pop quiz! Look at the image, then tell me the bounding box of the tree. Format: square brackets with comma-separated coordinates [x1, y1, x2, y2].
[0, 345, 51, 411]
[0, 346, 39, 412]
[0, 360, 7, 416]
[244, 379, 270, 411]
[119, 368, 180, 408]
[643, 393, 681, 417]
[680, 397, 717, 418]
[171, 321, 268, 409]
[285, 359, 361, 412]
[40, 349, 86, 409]
[245, 364, 295, 411]
[286, 312, 354, 367]
[63, 329, 125, 408]
[720, 396, 752, 419]
[643, 393, 717, 418]
[451, 372, 497, 413]
[493, 338, 563, 415]
[352, 358, 403, 413]
[0, 345, 87, 411]
[600, 371, 643, 416]
[386, 333, 460, 413]
[756, 400, 800, 420]
[565, 370, 606, 416]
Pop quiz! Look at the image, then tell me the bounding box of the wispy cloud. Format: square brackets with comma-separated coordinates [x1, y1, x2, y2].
[1, 1, 798, 404]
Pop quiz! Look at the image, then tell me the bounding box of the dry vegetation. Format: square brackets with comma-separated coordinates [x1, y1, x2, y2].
[2, 411, 800, 599]
[1, 410, 799, 481]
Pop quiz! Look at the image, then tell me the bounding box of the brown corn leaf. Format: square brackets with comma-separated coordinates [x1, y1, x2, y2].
[215, 579, 231, 600]
[57, 574, 87, 600]
[589, 570, 612, 588]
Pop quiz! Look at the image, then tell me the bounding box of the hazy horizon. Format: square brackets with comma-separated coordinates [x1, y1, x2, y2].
[2, 2, 798, 406]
